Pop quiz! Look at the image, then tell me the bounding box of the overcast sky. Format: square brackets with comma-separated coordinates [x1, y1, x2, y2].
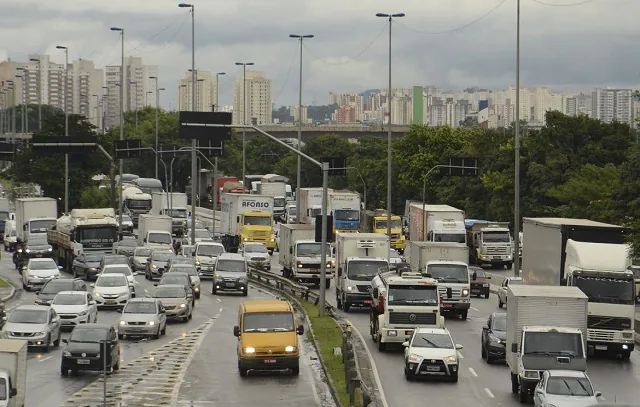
[1, 0, 638, 109]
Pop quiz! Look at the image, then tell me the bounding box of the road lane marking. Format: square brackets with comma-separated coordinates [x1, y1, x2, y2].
[471, 307, 479, 312]
[144, 289, 149, 293]
[485, 388, 495, 398]
[468, 367, 478, 377]
[457, 351, 464, 359]
[216, 298, 222, 303]
[38, 356, 53, 363]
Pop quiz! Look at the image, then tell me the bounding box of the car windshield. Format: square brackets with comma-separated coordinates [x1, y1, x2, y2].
[119, 239, 137, 247]
[388, 286, 438, 305]
[40, 281, 72, 294]
[103, 266, 132, 276]
[216, 260, 245, 273]
[122, 215, 132, 222]
[28, 239, 48, 246]
[195, 230, 210, 238]
[546, 377, 594, 396]
[161, 275, 189, 285]
[9, 309, 48, 324]
[243, 216, 271, 226]
[482, 231, 510, 243]
[375, 219, 402, 229]
[523, 332, 583, 357]
[492, 315, 506, 331]
[124, 302, 157, 314]
[167, 209, 187, 218]
[243, 312, 294, 332]
[197, 245, 224, 256]
[411, 333, 454, 349]
[244, 244, 267, 253]
[29, 260, 57, 270]
[152, 252, 174, 262]
[153, 287, 185, 298]
[426, 264, 469, 283]
[30, 219, 56, 233]
[433, 232, 466, 244]
[96, 276, 127, 287]
[171, 266, 197, 276]
[347, 260, 389, 281]
[53, 294, 86, 306]
[84, 254, 103, 262]
[297, 243, 329, 257]
[135, 248, 152, 257]
[574, 275, 635, 305]
[104, 256, 128, 265]
[69, 328, 107, 343]
[148, 232, 172, 245]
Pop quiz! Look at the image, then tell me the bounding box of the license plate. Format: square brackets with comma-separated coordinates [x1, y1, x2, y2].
[35, 254, 42, 257]
[105, 300, 116, 304]
[225, 282, 236, 288]
[405, 330, 413, 336]
[595, 345, 607, 351]
[77, 359, 90, 365]
[443, 304, 452, 308]
[426, 366, 440, 372]
[264, 359, 276, 364]
[363, 300, 372, 304]
[471, 289, 480, 293]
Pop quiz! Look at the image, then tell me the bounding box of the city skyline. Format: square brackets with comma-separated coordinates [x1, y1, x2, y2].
[0, 0, 638, 110]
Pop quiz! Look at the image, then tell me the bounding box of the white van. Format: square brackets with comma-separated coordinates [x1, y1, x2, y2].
[3, 220, 17, 251]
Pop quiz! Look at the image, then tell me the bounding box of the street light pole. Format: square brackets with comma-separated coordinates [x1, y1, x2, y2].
[513, 0, 521, 277]
[149, 76, 159, 178]
[214, 72, 225, 112]
[289, 34, 314, 224]
[110, 27, 125, 235]
[376, 12, 404, 262]
[235, 61, 254, 184]
[56, 45, 70, 214]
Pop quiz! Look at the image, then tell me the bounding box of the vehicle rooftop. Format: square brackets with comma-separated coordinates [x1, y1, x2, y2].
[545, 370, 588, 378]
[154, 284, 187, 290]
[55, 291, 87, 296]
[15, 304, 50, 311]
[73, 323, 111, 330]
[217, 253, 244, 260]
[242, 300, 293, 313]
[414, 327, 450, 335]
[509, 285, 587, 299]
[197, 241, 223, 246]
[29, 258, 55, 262]
[524, 217, 625, 228]
[127, 297, 157, 303]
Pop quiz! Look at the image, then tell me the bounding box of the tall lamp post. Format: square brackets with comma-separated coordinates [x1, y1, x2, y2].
[149, 76, 159, 178]
[376, 12, 404, 262]
[29, 58, 42, 131]
[56, 45, 70, 214]
[214, 72, 225, 112]
[110, 26, 125, 235]
[513, 0, 521, 277]
[289, 34, 313, 223]
[235, 61, 254, 184]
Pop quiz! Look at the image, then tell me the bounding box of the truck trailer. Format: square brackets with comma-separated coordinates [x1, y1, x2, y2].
[278, 224, 333, 288]
[407, 202, 466, 244]
[220, 193, 276, 253]
[0, 339, 27, 407]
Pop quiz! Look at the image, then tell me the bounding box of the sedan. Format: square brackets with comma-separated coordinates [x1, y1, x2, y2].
[22, 258, 61, 291]
[119, 214, 134, 234]
[533, 370, 601, 407]
[166, 264, 201, 299]
[239, 242, 271, 271]
[150, 284, 193, 322]
[145, 250, 177, 280]
[497, 277, 522, 308]
[402, 327, 462, 382]
[71, 252, 102, 280]
[132, 247, 152, 272]
[118, 298, 167, 339]
[35, 278, 87, 306]
[481, 312, 507, 364]
[115, 236, 138, 257]
[91, 274, 131, 310]
[100, 264, 137, 296]
[157, 273, 195, 305]
[51, 291, 98, 328]
[1, 305, 61, 351]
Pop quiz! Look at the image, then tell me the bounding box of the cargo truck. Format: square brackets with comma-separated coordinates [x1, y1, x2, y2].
[220, 193, 276, 254]
[407, 202, 466, 244]
[48, 208, 119, 272]
[465, 219, 513, 268]
[370, 271, 444, 351]
[329, 191, 361, 233]
[278, 224, 333, 288]
[335, 232, 390, 312]
[210, 176, 239, 205]
[409, 241, 471, 319]
[361, 209, 406, 253]
[137, 214, 173, 249]
[523, 217, 635, 359]
[122, 187, 152, 227]
[15, 198, 57, 243]
[257, 181, 287, 221]
[506, 285, 588, 403]
[0, 339, 27, 407]
[299, 187, 331, 225]
[0, 198, 10, 243]
[151, 192, 189, 236]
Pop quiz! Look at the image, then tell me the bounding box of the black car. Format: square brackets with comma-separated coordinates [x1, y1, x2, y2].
[145, 250, 177, 280]
[71, 253, 103, 280]
[60, 324, 120, 377]
[481, 312, 507, 364]
[35, 278, 87, 306]
[15, 237, 53, 269]
[156, 272, 195, 305]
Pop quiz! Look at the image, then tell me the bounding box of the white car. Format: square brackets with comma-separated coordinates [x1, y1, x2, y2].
[91, 274, 131, 310]
[402, 327, 463, 382]
[497, 277, 522, 308]
[100, 264, 137, 297]
[239, 242, 271, 270]
[533, 370, 601, 407]
[194, 241, 226, 278]
[389, 249, 403, 270]
[22, 258, 61, 291]
[51, 291, 98, 328]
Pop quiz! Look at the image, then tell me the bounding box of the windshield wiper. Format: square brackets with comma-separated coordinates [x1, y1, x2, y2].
[420, 337, 440, 348]
[562, 379, 576, 396]
[71, 340, 98, 343]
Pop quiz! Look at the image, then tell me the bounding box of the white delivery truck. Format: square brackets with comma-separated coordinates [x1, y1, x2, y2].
[137, 214, 173, 249]
[407, 203, 466, 244]
[258, 180, 287, 221]
[370, 271, 444, 351]
[329, 191, 361, 233]
[299, 187, 333, 225]
[465, 220, 513, 268]
[523, 217, 635, 359]
[0, 339, 27, 407]
[409, 241, 471, 319]
[15, 197, 57, 242]
[220, 193, 276, 254]
[506, 285, 588, 403]
[151, 192, 189, 236]
[278, 224, 333, 288]
[335, 232, 390, 312]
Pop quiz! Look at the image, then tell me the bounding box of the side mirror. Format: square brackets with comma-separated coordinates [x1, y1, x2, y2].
[337, 267, 343, 277]
[34, 290, 40, 295]
[90, 283, 95, 288]
[372, 288, 379, 298]
[482, 325, 489, 331]
[296, 325, 304, 335]
[511, 343, 518, 353]
[289, 247, 293, 254]
[58, 266, 63, 270]
[51, 317, 59, 323]
[486, 275, 491, 280]
[455, 344, 463, 350]
[132, 271, 138, 276]
[10, 388, 17, 397]
[160, 309, 166, 313]
[446, 287, 453, 299]
[89, 300, 95, 305]
[233, 326, 240, 337]
[595, 391, 602, 397]
[153, 283, 158, 286]
[472, 271, 477, 281]
[62, 338, 68, 343]
[401, 341, 409, 347]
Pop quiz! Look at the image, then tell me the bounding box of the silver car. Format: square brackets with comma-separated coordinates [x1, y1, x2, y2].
[91, 274, 132, 310]
[166, 264, 201, 299]
[239, 242, 271, 270]
[533, 370, 601, 407]
[118, 298, 167, 339]
[1, 305, 62, 351]
[22, 258, 62, 291]
[115, 237, 138, 257]
[150, 284, 193, 322]
[194, 242, 225, 278]
[132, 247, 152, 271]
[212, 253, 248, 296]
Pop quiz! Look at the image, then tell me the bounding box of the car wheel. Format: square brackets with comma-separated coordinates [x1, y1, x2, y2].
[53, 331, 61, 346]
[404, 364, 413, 381]
[43, 335, 51, 353]
[450, 372, 459, 382]
[161, 324, 166, 335]
[484, 292, 490, 299]
[113, 358, 120, 371]
[61, 365, 69, 377]
[481, 343, 486, 359]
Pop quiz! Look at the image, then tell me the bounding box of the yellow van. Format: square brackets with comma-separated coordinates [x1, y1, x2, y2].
[233, 300, 304, 377]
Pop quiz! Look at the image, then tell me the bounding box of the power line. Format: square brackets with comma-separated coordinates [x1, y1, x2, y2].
[271, 44, 299, 102]
[530, 0, 597, 6]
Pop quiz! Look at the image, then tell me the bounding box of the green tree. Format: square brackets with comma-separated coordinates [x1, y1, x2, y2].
[80, 186, 111, 208]
[616, 145, 640, 256]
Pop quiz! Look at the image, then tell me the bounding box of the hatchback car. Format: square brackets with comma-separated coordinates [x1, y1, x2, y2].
[402, 327, 463, 382]
[115, 236, 138, 257]
[481, 312, 507, 364]
[60, 324, 120, 376]
[212, 253, 248, 296]
[71, 252, 103, 280]
[118, 298, 167, 339]
[150, 284, 193, 322]
[157, 273, 196, 304]
[533, 370, 601, 407]
[22, 258, 62, 291]
[132, 247, 152, 272]
[498, 277, 522, 308]
[166, 264, 201, 299]
[100, 264, 137, 296]
[145, 250, 177, 280]
[239, 242, 271, 271]
[470, 268, 492, 298]
[91, 274, 131, 310]
[167, 257, 195, 269]
[194, 242, 225, 278]
[51, 291, 98, 328]
[1, 305, 62, 351]
[35, 278, 87, 306]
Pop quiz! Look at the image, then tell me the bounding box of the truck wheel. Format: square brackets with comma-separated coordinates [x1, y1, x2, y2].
[511, 373, 519, 394]
[506, 262, 513, 270]
[621, 350, 631, 360]
[518, 387, 528, 403]
[325, 279, 330, 289]
[336, 293, 342, 309]
[343, 299, 351, 313]
[377, 338, 386, 352]
[460, 310, 468, 320]
[498, 298, 504, 308]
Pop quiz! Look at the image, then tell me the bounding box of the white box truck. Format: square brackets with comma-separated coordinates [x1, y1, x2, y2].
[257, 182, 287, 221]
[335, 232, 390, 312]
[15, 198, 57, 242]
[407, 203, 466, 244]
[506, 285, 588, 403]
[279, 224, 333, 288]
[220, 193, 276, 253]
[299, 187, 333, 225]
[151, 192, 189, 236]
[329, 191, 361, 233]
[409, 241, 471, 319]
[523, 217, 635, 359]
[465, 220, 513, 267]
[137, 214, 173, 249]
[0, 339, 27, 407]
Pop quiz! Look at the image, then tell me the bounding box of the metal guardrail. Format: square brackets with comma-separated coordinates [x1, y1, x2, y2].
[247, 267, 320, 305]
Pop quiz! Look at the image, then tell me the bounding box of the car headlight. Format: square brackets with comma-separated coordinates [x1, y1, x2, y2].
[194, 287, 199, 292]
[63, 351, 71, 357]
[121, 291, 130, 297]
[119, 320, 126, 326]
[214, 274, 222, 279]
[48, 248, 53, 252]
[270, 238, 275, 242]
[17, 249, 22, 253]
[444, 355, 458, 364]
[285, 346, 297, 352]
[38, 331, 47, 336]
[408, 353, 421, 362]
[195, 257, 200, 263]
[152, 264, 157, 269]
[326, 262, 332, 268]
[461, 288, 469, 297]
[148, 321, 155, 326]
[78, 309, 88, 316]
[489, 334, 502, 344]
[243, 347, 255, 354]
[523, 370, 540, 379]
[25, 249, 30, 253]
[297, 263, 302, 268]
[180, 303, 186, 308]
[347, 286, 353, 291]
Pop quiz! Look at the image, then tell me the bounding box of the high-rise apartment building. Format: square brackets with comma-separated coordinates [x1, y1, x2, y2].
[592, 88, 633, 125]
[290, 104, 308, 124]
[105, 56, 157, 128]
[178, 71, 215, 112]
[233, 71, 272, 125]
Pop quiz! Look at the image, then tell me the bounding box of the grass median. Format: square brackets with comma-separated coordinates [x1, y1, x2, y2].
[301, 301, 361, 407]
[0, 277, 10, 288]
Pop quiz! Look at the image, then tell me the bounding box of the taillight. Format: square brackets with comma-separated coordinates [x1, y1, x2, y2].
[377, 295, 385, 313]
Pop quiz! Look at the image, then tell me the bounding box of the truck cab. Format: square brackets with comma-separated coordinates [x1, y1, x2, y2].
[329, 191, 361, 233]
[238, 212, 275, 253]
[363, 210, 406, 254]
[465, 220, 513, 268]
[122, 187, 152, 227]
[427, 218, 466, 244]
[290, 239, 333, 287]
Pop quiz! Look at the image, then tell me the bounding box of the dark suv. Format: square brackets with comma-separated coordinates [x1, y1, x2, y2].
[470, 269, 491, 298]
[35, 278, 87, 306]
[60, 324, 120, 376]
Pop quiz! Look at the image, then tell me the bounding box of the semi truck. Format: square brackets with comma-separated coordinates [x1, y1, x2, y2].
[361, 209, 406, 253]
[220, 193, 276, 253]
[522, 217, 635, 359]
[506, 285, 588, 403]
[0, 339, 27, 407]
[329, 191, 361, 233]
[210, 176, 239, 205]
[369, 271, 444, 351]
[465, 219, 513, 268]
[407, 202, 466, 244]
[137, 214, 173, 249]
[0, 198, 10, 243]
[409, 241, 471, 319]
[151, 192, 189, 236]
[335, 232, 390, 312]
[257, 181, 287, 221]
[122, 186, 152, 227]
[299, 187, 331, 225]
[48, 208, 119, 272]
[278, 224, 333, 288]
[15, 198, 57, 242]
